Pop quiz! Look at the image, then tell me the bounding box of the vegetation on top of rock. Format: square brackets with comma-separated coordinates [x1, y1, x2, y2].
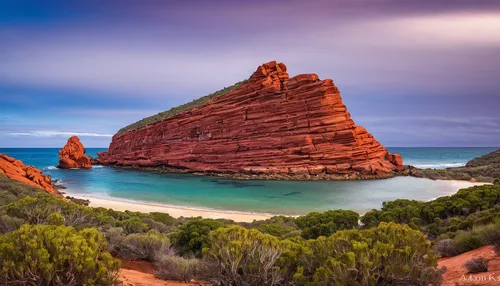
[412, 148, 500, 183]
[117, 80, 247, 134]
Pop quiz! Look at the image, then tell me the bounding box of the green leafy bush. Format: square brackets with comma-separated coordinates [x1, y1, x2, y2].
[362, 184, 500, 238]
[204, 225, 292, 285]
[121, 217, 149, 234]
[435, 220, 500, 256]
[0, 224, 119, 285]
[295, 210, 359, 239]
[154, 255, 205, 281]
[170, 218, 226, 257]
[118, 230, 171, 261]
[300, 222, 443, 285]
[0, 214, 24, 234]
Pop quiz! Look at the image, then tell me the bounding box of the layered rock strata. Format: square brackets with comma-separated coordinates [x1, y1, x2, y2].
[98, 61, 404, 179]
[0, 154, 56, 194]
[57, 136, 93, 169]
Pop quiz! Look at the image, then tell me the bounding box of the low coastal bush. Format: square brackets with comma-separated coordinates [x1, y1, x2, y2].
[0, 214, 24, 234]
[170, 217, 226, 257]
[0, 175, 41, 207]
[121, 217, 149, 234]
[295, 209, 359, 239]
[154, 255, 205, 281]
[243, 215, 300, 238]
[435, 220, 500, 257]
[118, 230, 171, 261]
[203, 223, 443, 286]
[300, 222, 443, 285]
[465, 257, 488, 273]
[362, 184, 500, 238]
[204, 225, 291, 285]
[0, 224, 119, 285]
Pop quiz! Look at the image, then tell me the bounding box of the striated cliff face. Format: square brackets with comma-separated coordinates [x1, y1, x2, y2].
[98, 61, 403, 179]
[58, 136, 93, 169]
[0, 154, 56, 194]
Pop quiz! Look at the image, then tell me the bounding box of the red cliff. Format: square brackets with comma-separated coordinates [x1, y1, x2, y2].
[57, 136, 93, 169]
[98, 61, 404, 179]
[0, 154, 56, 194]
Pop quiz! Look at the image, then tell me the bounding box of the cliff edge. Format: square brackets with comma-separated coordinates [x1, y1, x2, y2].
[98, 61, 403, 180]
[0, 154, 56, 194]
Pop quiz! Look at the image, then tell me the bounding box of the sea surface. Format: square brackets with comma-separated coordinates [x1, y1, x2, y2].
[0, 147, 497, 215]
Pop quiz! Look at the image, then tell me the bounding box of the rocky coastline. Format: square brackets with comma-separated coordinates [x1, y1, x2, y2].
[98, 61, 404, 179]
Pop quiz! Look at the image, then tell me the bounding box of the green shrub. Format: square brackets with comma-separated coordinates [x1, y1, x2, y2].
[0, 214, 24, 234]
[303, 222, 443, 285]
[0, 224, 119, 285]
[154, 255, 205, 281]
[118, 230, 171, 261]
[121, 217, 149, 234]
[102, 227, 126, 254]
[0, 175, 42, 207]
[6, 194, 101, 228]
[148, 212, 176, 226]
[170, 218, 226, 257]
[434, 238, 460, 257]
[465, 257, 488, 273]
[436, 220, 500, 256]
[49, 212, 65, 225]
[362, 184, 500, 238]
[295, 210, 359, 239]
[204, 225, 292, 285]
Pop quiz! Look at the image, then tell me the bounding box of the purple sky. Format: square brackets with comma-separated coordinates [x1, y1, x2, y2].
[1, 0, 499, 147]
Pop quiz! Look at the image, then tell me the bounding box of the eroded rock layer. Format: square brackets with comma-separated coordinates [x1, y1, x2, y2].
[0, 154, 56, 194]
[98, 61, 404, 179]
[58, 136, 92, 169]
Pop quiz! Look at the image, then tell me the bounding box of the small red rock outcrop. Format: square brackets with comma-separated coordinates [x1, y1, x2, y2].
[57, 136, 92, 169]
[0, 154, 56, 195]
[98, 61, 404, 179]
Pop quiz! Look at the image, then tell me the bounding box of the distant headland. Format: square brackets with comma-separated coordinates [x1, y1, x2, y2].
[97, 61, 404, 180]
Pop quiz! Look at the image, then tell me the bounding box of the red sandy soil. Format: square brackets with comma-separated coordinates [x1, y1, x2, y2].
[118, 260, 210, 286]
[439, 245, 500, 285]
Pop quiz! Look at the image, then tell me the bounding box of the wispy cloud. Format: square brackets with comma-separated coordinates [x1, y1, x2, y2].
[3, 130, 113, 137]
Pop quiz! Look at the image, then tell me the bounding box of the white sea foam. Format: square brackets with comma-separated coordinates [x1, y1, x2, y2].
[412, 162, 466, 169]
[44, 166, 57, 170]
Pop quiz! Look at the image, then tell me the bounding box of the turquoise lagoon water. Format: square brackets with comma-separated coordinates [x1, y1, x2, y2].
[0, 147, 497, 215]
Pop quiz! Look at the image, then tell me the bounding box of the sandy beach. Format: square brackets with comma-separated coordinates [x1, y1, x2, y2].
[62, 179, 490, 223]
[66, 193, 275, 222]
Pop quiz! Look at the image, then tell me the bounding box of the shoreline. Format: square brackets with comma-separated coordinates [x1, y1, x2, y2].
[64, 192, 276, 222]
[62, 179, 490, 223]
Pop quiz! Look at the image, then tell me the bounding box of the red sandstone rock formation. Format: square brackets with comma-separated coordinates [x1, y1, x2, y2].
[0, 154, 57, 194]
[98, 61, 404, 179]
[57, 136, 92, 169]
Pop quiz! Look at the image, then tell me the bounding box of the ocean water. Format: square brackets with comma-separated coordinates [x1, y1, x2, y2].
[0, 147, 497, 215]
